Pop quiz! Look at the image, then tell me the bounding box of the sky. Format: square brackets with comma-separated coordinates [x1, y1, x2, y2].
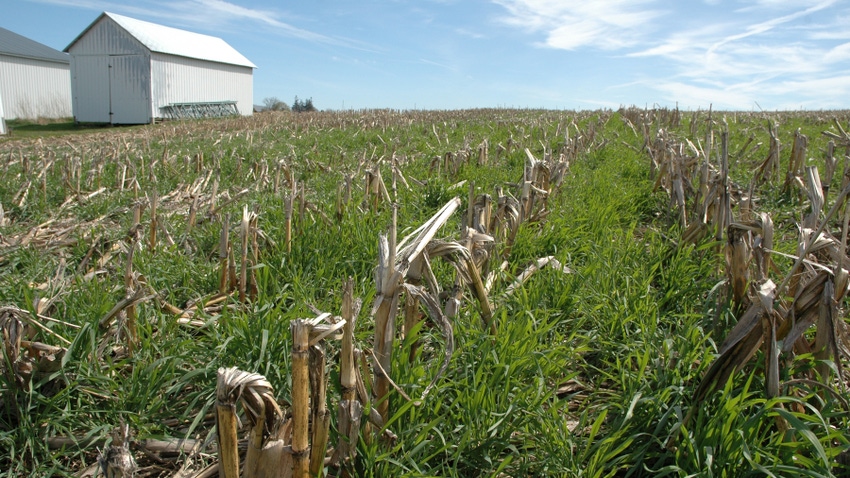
[3, 0, 850, 111]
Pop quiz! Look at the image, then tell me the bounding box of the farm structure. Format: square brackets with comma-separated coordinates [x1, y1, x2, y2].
[64, 12, 255, 125]
[0, 89, 5, 135]
[0, 26, 72, 120]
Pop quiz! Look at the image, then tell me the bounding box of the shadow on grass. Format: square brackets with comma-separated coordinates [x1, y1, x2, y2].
[1, 119, 121, 139]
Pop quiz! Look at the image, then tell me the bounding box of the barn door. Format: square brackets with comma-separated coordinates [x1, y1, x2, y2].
[109, 55, 151, 124]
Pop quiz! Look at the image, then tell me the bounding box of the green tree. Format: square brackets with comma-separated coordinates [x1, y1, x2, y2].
[292, 96, 317, 113]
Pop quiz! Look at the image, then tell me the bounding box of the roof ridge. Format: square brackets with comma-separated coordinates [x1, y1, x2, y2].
[65, 12, 255, 69]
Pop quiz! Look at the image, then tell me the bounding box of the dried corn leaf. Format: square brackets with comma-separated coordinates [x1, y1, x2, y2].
[400, 283, 454, 400]
[216, 367, 281, 429]
[695, 280, 776, 403]
[504, 256, 572, 296]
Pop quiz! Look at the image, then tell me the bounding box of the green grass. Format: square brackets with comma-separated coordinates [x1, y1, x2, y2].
[0, 118, 129, 139]
[1, 108, 850, 476]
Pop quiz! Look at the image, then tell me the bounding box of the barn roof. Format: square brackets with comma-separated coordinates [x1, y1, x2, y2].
[0, 26, 70, 64]
[65, 12, 256, 69]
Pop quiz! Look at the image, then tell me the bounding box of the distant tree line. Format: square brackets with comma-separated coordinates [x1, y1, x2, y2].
[261, 96, 318, 113]
[292, 96, 317, 113]
[262, 97, 289, 111]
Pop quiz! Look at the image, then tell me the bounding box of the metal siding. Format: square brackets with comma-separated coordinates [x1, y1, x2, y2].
[70, 55, 110, 122]
[151, 53, 253, 117]
[69, 17, 151, 123]
[109, 55, 151, 124]
[67, 17, 145, 56]
[0, 88, 6, 134]
[0, 54, 72, 119]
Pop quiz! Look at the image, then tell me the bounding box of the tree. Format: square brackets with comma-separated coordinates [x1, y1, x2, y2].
[262, 97, 289, 111]
[292, 96, 317, 113]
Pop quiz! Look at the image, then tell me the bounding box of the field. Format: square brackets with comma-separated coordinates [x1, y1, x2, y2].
[2, 108, 850, 477]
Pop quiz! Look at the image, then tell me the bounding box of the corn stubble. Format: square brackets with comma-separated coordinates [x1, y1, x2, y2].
[4, 109, 850, 476]
[206, 144, 571, 475]
[645, 112, 850, 447]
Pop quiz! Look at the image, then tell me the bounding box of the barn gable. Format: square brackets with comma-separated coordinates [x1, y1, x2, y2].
[65, 13, 148, 57]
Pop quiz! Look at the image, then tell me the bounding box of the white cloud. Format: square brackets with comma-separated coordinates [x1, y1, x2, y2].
[651, 81, 758, 110]
[455, 28, 486, 39]
[419, 58, 458, 72]
[647, 62, 850, 111]
[155, 0, 337, 43]
[33, 0, 338, 44]
[741, 0, 834, 10]
[708, 0, 837, 56]
[493, 0, 664, 50]
[809, 30, 850, 40]
[628, 24, 725, 58]
[629, 2, 848, 109]
[826, 42, 850, 62]
[492, 0, 850, 108]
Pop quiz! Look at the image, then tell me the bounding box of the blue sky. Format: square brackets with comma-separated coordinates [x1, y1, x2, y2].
[4, 0, 850, 111]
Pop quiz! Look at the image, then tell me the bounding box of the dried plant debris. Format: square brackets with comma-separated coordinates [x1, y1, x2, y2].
[1, 306, 66, 391]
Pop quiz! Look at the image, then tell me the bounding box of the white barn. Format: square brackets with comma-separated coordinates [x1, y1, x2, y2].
[0, 89, 6, 135]
[0, 26, 72, 120]
[65, 12, 256, 124]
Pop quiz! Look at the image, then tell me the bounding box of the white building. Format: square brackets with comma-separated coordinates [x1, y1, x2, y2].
[65, 12, 256, 124]
[0, 89, 6, 135]
[0, 26, 72, 120]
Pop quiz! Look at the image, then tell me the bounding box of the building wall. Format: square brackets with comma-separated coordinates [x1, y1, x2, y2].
[109, 54, 152, 124]
[0, 88, 6, 134]
[70, 53, 152, 124]
[69, 54, 110, 123]
[0, 54, 71, 119]
[68, 17, 151, 123]
[151, 53, 253, 117]
[68, 17, 146, 56]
